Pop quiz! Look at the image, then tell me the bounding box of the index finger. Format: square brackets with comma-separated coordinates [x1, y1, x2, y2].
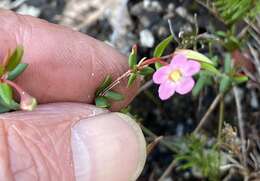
[0, 10, 139, 111]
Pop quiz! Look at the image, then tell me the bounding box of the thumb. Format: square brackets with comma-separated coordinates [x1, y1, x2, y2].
[0, 103, 146, 181]
[0, 10, 139, 111]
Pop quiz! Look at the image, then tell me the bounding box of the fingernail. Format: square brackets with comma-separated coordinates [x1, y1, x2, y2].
[71, 113, 146, 181]
[114, 113, 147, 180]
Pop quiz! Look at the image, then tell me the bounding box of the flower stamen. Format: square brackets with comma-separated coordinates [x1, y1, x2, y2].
[169, 69, 182, 82]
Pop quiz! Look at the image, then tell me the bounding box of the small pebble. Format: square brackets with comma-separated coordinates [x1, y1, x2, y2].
[140, 29, 155, 48]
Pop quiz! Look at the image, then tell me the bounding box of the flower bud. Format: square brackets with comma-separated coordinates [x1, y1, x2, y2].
[20, 92, 37, 111]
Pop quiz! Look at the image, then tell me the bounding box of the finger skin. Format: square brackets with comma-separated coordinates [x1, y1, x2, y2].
[0, 103, 146, 181]
[0, 10, 139, 111]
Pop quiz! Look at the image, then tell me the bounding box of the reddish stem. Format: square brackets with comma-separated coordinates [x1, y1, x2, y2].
[98, 54, 172, 96]
[3, 79, 25, 95]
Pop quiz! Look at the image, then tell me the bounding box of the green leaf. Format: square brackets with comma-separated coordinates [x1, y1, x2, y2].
[104, 91, 124, 101]
[0, 104, 10, 113]
[95, 75, 113, 96]
[155, 62, 163, 70]
[176, 49, 214, 65]
[95, 96, 110, 108]
[233, 75, 248, 84]
[128, 45, 137, 69]
[153, 35, 173, 57]
[153, 35, 173, 69]
[6, 46, 24, 71]
[7, 63, 28, 80]
[192, 74, 207, 97]
[0, 65, 5, 77]
[216, 31, 226, 38]
[139, 66, 154, 76]
[200, 63, 221, 75]
[219, 75, 232, 93]
[0, 83, 13, 106]
[224, 54, 232, 73]
[127, 73, 137, 87]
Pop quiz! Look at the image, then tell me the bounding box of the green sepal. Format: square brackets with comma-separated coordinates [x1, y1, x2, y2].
[7, 63, 28, 80]
[219, 75, 232, 93]
[139, 66, 154, 76]
[153, 35, 173, 69]
[128, 45, 137, 69]
[95, 75, 113, 96]
[104, 91, 124, 101]
[95, 96, 110, 108]
[127, 73, 137, 87]
[6, 46, 24, 71]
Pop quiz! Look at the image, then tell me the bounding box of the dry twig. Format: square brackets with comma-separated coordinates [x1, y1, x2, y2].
[193, 93, 222, 134]
[233, 87, 248, 171]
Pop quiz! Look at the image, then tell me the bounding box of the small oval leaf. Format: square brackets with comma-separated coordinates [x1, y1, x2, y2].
[219, 75, 232, 93]
[0, 65, 5, 77]
[153, 35, 173, 58]
[95, 96, 110, 108]
[104, 91, 124, 101]
[95, 75, 113, 96]
[0, 83, 13, 106]
[7, 63, 28, 80]
[6, 46, 24, 71]
[128, 45, 137, 69]
[139, 66, 155, 76]
[127, 73, 137, 87]
[0, 104, 11, 113]
[233, 75, 248, 84]
[154, 35, 173, 69]
[192, 75, 207, 97]
[224, 54, 232, 73]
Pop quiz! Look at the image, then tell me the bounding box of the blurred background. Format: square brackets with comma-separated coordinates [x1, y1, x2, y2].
[1, 0, 259, 180]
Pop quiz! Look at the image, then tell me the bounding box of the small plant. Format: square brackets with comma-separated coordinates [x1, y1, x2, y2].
[0, 0, 258, 180]
[90, 0, 259, 180]
[0, 46, 36, 113]
[173, 135, 220, 181]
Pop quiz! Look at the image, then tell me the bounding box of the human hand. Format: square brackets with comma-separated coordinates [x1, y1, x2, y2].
[0, 10, 146, 181]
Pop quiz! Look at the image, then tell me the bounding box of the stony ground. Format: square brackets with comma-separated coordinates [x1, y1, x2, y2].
[1, 0, 259, 180]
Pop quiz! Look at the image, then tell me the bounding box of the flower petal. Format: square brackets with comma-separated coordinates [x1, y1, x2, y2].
[153, 66, 171, 84]
[181, 60, 201, 76]
[170, 54, 188, 69]
[158, 81, 176, 100]
[176, 77, 195, 95]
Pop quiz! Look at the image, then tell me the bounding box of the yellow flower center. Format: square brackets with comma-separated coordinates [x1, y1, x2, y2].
[169, 69, 182, 82]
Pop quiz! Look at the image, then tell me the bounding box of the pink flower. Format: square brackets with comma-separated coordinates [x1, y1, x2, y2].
[153, 54, 201, 100]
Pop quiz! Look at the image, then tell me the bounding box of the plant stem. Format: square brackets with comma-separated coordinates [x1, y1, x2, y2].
[99, 55, 172, 96]
[140, 124, 178, 153]
[217, 95, 224, 180]
[146, 136, 163, 155]
[3, 79, 25, 95]
[158, 159, 177, 181]
[193, 93, 222, 134]
[217, 95, 224, 145]
[100, 70, 131, 96]
[233, 87, 247, 170]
